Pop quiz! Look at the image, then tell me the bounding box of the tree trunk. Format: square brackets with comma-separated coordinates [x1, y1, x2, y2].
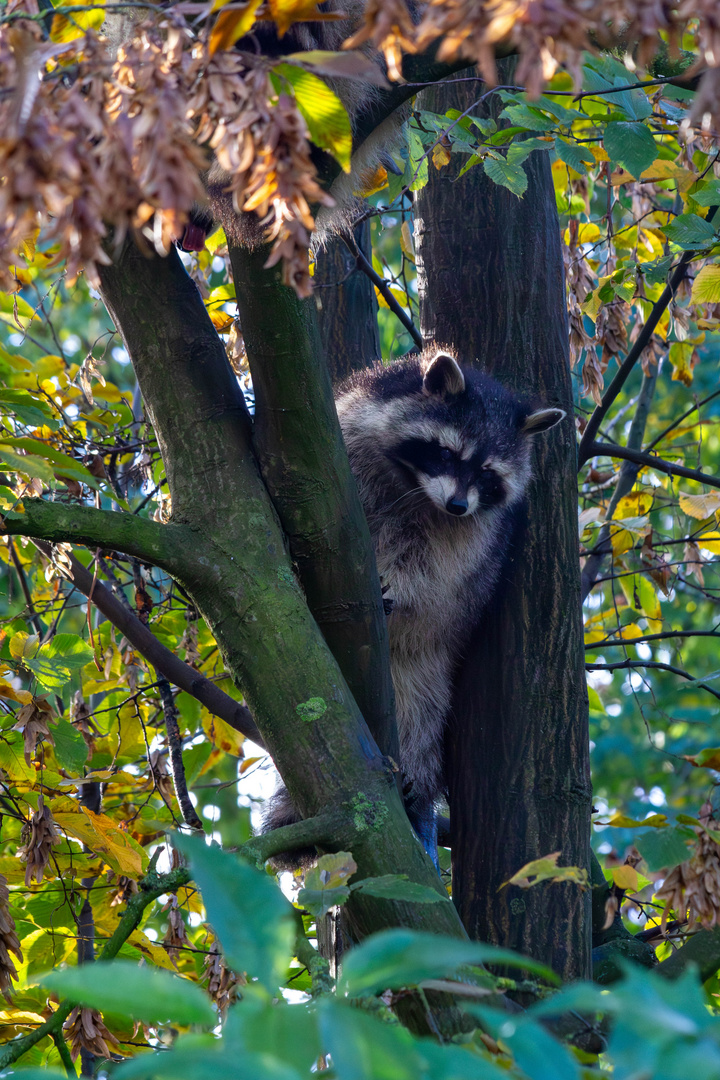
[414, 68, 592, 981]
[314, 221, 380, 385]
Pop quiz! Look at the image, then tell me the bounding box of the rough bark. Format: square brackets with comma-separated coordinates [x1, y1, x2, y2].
[229, 242, 396, 762]
[86, 239, 469, 994]
[414, 68, 592, 981]
[314, 221, 381, 385]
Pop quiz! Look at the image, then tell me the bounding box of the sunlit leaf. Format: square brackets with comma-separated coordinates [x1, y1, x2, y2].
[273, 64, 351, 172]
[502, 851, 588, 889]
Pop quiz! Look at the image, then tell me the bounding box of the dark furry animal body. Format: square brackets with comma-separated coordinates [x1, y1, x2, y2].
[268, 348, 565, 865]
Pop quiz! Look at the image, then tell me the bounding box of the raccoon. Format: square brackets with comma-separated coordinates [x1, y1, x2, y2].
[267, 347, 565, 866]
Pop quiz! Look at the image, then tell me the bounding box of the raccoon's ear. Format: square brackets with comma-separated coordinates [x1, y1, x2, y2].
[521, 407, 566, 434]
[422, 352, 465, 398]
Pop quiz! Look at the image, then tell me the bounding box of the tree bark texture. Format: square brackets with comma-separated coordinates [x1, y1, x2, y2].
[414, 69, 592, 981]
[90, 240, 469, 991]
[229, 242, 396, 763]
[314, 220, 381, 385]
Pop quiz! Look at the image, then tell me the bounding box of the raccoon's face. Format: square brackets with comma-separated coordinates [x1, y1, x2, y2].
[391, 436, 507, 517]
[384, 352, 566, 519]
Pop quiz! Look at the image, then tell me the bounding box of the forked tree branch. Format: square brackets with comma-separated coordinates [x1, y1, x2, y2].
[577, 204, 719, 468]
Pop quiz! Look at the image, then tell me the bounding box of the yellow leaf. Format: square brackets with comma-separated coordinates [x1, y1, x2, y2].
[268, 0, 339, 37]
[640, 160, 696, 190]
[502, 852, 588, 890]
[240, 755, 263, 774]
[50, 7, 104, 42]
[354, 165, 388, 197]
[614, 492, 654, 519]
[127, 930, 177, 971]
[209, 0, 263, 54]
[53, 808, 147, 878]
[588, 145, 610, 163]
[432, 142, 451, 170]
[209, 310, 235, 333]
[202, 711, 245, 757]
[598, 813, 668, 828]
[611, 865, 639, 892]
[616, 623, 644, 641]
[563, 222, 601, 245]
[679, 492, 720, 520]
[697, 531, 720, 553]
[374, 285, 408, 309]
[669, 341, 696, 386]
[400, 220, 415, 262]
[0, 678, 32, 704]
[9, 632, 38, 660]
[691, 265, 720, 305]
[610, 526, 635, 557]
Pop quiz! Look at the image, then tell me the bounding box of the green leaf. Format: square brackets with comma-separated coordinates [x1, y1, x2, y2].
[506, 137, 553, 166]
[316, 999, 425, 1080]
[692, 178, 720, 207]
[642, 255, 674, 285]
[499, 102, 556, 132]
[273, 64, 351, 173]
[635, 826, 694, 872]
[482, 156, 528, 198]
[661, 213, 717, 249]
[472, 1010, 581, 1080]
[297, 884, 350, 918]
[691, 264, 720, 304]
[407, 128, 429, 192]
[603, 122, 657, 179]
[351, 874, 447, 904]
[112, 1038, 304, 1080]
[173, 834, 294, 992]
[554, 138, 595, 175]
[339, 929, 559, 998]
[41, 961, 215, 1025]
[52, 718, 88, 773]
[0, 387, 60, 430]
[25, 633, 95, 693]
[0, 446, 55, 483]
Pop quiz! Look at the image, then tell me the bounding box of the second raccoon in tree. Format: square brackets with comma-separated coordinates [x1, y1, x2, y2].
[268, 348, 564, 866]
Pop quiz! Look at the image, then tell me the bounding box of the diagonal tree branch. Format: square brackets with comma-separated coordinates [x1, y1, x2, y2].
[32, 540, 263, 745]
[340, 232, 423, 349]
[588, 440, 720, 490]
[577, 203, 719, 468]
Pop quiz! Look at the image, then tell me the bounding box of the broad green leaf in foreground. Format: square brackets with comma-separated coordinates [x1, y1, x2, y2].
[41, 962, 215, 1025]
[338, 928, 559, 998]
[174, 833, 294, 992]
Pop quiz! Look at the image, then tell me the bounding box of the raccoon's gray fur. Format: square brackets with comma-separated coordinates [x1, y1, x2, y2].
[266, 348, 565, 864]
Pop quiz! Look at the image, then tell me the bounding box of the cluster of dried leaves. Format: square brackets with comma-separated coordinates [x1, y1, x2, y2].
[203, 938, 242, 1016]
[3, 0, 720, 299]
[0, 4, 328, 297]
[16, 792, 61, 886]
[656, 805, 720, 930]
[64, 1005, 122, 1061]
[355, 0, 720, 110]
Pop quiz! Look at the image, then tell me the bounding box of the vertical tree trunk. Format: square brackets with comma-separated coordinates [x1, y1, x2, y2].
[414, 69, 592, 981]
[314, 221, 381, 385]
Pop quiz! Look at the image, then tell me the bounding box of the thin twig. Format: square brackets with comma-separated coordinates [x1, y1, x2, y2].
[156, 675, 204, 831]
[645, 388, 720, 453]
[586, 659, 720, 701]
[586, 629, 720, 649]
[341, 232, 423, 348]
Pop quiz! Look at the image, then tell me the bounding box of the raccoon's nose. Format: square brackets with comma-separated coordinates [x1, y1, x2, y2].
[446, 497, 468, 516]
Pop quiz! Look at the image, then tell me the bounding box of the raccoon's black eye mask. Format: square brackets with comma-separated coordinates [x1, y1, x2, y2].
[392, 438, 457, 477]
